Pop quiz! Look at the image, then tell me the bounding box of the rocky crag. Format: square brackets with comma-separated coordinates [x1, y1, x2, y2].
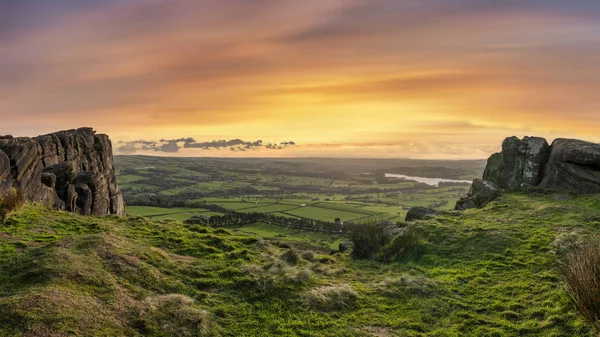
[0, 128, 125, 216]
[456, 136, 600, 210]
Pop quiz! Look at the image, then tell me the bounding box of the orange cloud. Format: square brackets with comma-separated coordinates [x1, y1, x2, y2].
[1, 1, 600, 158]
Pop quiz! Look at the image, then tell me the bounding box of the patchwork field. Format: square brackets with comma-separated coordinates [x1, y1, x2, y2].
[118, 156, 484, 249]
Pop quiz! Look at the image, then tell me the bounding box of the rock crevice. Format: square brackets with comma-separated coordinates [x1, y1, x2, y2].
[457, 136, 600, 210]
[0, 128, 125, 216]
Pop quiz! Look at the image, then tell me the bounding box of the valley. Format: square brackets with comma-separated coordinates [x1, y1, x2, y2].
[116, 156, 484, 249]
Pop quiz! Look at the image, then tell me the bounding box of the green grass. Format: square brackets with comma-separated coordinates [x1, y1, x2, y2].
[283, 206, 369, 222]
[126, 206, 208, 217]
[235, 204, 301, 214]
[126, 206, 224, 222]
[229, 222, 346, 251]
[3, 192, 598, 336]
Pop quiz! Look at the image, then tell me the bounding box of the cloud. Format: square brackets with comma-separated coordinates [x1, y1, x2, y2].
[117, 137, 296, 154]
[182, 139, 264, 150]
[2, 1, 600, 159]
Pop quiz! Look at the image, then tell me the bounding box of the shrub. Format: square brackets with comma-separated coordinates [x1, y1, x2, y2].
[0, 188, 24, 221]
[349, 222, 423, 261]
[379, 226, 423, 261]
[348, 223, 392, 259]
[559, 237, 600, 333]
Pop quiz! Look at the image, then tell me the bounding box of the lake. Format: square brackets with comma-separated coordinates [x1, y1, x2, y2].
[384, 173, 472, 187]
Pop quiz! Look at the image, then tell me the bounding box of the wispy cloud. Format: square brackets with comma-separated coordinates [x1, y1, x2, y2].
[2, 1, 600, 158]
[117, 137, 296, 154]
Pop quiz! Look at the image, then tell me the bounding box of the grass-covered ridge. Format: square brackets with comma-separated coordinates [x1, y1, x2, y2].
[0, 193, 599, 336]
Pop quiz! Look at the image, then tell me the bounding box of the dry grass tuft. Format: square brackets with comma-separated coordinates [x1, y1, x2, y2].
[307, 284, 358, 312]
[0, 188, 24, 221]
[135, 294, 217, 336]
[559, 237, 600, 333]
[376, 275, 436, 297]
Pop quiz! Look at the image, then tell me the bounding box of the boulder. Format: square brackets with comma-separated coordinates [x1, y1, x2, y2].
[458, 136, 600, 210]
[405, 207, 437, 222]
[500, 136, 549, 188]
[482, 152, 503, 185]
[455, 179, 501, 210]
[539, 139, 600, 193]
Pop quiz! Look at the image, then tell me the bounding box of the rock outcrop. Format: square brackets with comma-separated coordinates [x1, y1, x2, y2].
[457, 136, 600, 210]
[405, 207, 437, 222]
[539, 139, 600, 193]
[455, 179, 501, 210]
[0, 128, 125, 216]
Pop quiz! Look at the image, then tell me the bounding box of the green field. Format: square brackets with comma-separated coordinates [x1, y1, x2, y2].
[126, 206, 224, 222]
[283, 206, 372, 222]
[116, 157, 478, 248]
[230, 222, 346, 250]
[235, 204, 301, 213]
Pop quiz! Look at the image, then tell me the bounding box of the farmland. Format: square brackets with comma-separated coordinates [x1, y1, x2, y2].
[117, 156, 485, 247]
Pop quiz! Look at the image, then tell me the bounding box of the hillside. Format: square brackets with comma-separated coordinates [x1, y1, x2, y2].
[0, 192, 597, 336]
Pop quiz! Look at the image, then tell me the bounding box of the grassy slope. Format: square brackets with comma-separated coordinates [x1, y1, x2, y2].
[0, 192, 599, 336]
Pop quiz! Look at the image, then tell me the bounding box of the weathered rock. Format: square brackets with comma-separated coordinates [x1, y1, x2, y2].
[539, 139, 600, 193]
[74, 171, 109, 216]
[0, 136, 50, 203]
[405, 207, 437, 222]
[41, 172, 56, 188]
[0, 128, 125, 216]
[75, 183, 93, 216]
[455, 179, 501, 210]
[65, 184, 78, 212]
[457, 136, 600, 210]
[482, 152, 503, 185]
[36, 133, 66, 167]
[500, 136, 549, 188]
[0, 150, 11, 196]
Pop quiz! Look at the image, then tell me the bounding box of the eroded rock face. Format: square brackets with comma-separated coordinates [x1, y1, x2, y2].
[482, 152, 503, 185]
[457, 136, 600, 210]
[0, 150, 12, 196]
[540, 139, 600, 193]
[0, 128, 125, 216]
[500, 136, 550, 188]
[455, 179, 501, 210]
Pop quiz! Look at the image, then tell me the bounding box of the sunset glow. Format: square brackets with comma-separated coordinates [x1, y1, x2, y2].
[2, 0, 600, 158]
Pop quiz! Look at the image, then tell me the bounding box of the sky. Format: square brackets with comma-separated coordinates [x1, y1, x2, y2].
[1, 0, 600, 159]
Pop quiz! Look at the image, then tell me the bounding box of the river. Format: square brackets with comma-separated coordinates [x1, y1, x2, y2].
[384, 173, 472, 187]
